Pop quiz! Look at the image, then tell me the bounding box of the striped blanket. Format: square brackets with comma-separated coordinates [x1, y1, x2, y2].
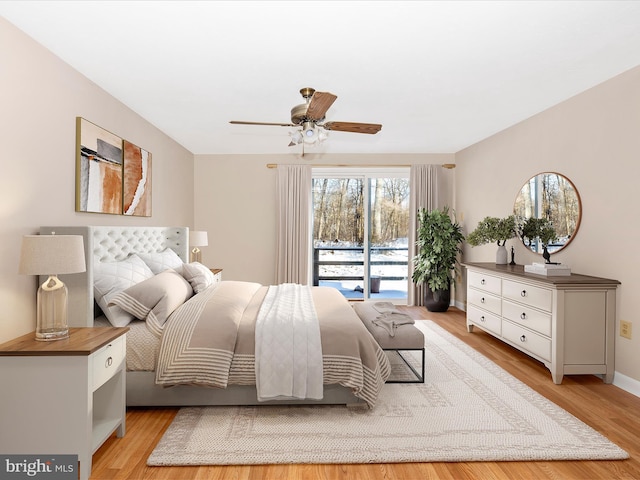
[154, 281, 391, 408]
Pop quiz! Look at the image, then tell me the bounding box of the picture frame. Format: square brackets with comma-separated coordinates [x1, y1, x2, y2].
[75, 117, 152, 216]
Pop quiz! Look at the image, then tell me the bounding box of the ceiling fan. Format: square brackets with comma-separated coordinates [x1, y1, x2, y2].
[229, 87, 382, 150]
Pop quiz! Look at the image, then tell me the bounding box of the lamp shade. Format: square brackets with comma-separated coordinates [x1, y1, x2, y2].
[190, 231, 208, 247]
[19, 235, 86, 276]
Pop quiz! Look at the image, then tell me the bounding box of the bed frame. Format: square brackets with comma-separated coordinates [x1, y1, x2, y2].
[41, 225, 360, 407]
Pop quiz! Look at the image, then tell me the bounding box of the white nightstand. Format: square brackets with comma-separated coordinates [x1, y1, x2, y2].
[210, 268, 223, 284]
[0, 327, 128, 480]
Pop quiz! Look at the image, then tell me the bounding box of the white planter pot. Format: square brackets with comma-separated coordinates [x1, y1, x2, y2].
[496, 244, 508, 264]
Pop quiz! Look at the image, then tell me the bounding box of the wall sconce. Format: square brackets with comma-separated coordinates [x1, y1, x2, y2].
[18, 234, 86, 341]
[190, 230, 208, 263]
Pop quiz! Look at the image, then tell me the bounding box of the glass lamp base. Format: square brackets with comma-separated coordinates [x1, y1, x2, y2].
[36, 275, 69, 342]
[36, 328, 69, 342]
[190, 247, 202, 264]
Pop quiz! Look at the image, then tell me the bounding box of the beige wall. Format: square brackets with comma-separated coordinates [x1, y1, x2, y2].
[194, 154, 455, 285]
[455, 65, 640, 385]
[0, 18, 194, 343]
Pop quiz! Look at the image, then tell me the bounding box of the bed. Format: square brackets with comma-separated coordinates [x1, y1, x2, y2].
[41, 226, 391, 408]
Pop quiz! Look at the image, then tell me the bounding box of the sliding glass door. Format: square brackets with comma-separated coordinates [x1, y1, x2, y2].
[311, 168, 410, 301]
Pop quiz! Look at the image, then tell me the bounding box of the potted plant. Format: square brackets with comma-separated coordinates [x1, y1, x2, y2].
[467, 215, 517, 264]
[412, 207, 465, 312]
[518, 217, 558, 263]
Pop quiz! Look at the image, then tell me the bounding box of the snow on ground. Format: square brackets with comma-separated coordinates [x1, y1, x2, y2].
[315, 241, 408, 300]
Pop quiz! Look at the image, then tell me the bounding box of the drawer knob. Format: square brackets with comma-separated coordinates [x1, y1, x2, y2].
[521, 290, 527, 297]
[481, 297, 485, 303]
[480, 316, 485, 322]
[105, 356, 113, 368]
[520, 335, 526, 342]
[520, 312, 527, 320]
[481, 279, 486, 285]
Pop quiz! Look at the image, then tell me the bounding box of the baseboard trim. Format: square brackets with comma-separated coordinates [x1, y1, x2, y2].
[613, 371, 640, 399]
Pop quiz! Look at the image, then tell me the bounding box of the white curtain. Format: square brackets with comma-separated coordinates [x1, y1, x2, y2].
[408, 164, 440, 306]
[275, 164, 312, 285]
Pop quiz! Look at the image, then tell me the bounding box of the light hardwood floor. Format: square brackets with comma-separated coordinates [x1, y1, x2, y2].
[91, 307, 640, 479]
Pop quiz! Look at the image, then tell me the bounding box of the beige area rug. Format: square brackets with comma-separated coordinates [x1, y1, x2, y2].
[147, 321, 628, 465]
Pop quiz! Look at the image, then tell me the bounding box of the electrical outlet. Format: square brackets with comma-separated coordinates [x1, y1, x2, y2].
[620, 320, 632, 339]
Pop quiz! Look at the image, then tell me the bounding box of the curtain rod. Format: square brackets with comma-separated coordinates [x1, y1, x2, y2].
[266, 163, 455, 169]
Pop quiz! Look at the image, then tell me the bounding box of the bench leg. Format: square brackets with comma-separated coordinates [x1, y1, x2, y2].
[385, 348, 424, 383]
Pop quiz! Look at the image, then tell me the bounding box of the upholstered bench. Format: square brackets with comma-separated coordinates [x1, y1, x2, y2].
[353, 302, 425, 383]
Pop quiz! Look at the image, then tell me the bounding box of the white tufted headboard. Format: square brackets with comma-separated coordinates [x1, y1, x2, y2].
[40, 226, 189, 327]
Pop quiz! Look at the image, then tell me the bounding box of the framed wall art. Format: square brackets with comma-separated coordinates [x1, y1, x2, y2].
[75, 117, 152, 216]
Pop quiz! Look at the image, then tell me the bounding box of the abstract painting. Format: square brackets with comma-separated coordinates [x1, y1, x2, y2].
[75, 117, 152, 216]
[76, 117, 123, 214]
[123, 140, 152, 216]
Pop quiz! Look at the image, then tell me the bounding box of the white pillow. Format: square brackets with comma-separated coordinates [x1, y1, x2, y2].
[109, 269, 193, 336]
[94, 254, 155, 327]
[181, 262, 216, 293]
[138, 248, 184, 275]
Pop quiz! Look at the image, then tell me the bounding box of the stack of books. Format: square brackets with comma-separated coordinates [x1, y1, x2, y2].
[524, 262, 571, 276]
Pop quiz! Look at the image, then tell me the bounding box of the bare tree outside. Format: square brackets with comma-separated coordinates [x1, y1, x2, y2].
[312, 178, 409, 246]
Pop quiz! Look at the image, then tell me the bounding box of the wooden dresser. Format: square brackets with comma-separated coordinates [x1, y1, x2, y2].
[463, 262, 620, 384]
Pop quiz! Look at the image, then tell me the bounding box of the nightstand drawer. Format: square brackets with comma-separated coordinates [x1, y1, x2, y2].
[210, 268, 222, 284]
[92, 335, 125, 391]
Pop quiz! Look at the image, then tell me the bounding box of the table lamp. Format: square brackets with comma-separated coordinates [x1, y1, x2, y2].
[19, 234, 86, 341]
[190, 230, 208, 263]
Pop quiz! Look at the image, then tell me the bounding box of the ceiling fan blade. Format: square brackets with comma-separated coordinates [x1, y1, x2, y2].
[230, 120, 296, 127]
[306, 91, 337, 121]
[322, 121, 382, 134]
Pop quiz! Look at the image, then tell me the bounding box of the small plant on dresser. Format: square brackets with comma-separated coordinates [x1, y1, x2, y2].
[466, 215, 517, 265]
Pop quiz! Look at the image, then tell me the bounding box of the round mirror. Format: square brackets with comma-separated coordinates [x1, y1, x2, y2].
[513, 172, 581, 254]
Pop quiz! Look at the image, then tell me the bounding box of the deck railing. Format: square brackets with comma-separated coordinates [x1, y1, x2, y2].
[312, 245, 408, 286]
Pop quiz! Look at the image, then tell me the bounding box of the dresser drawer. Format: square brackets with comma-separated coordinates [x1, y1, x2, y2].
[467, 305, 501, 336]
[92, 335, 125, 391]
[502, 300, 552, 337]
[468, 287, 501, 315]
[467, 270, 501, 295]
[502, 320, 551, 362]
[502, 279, 552, 312]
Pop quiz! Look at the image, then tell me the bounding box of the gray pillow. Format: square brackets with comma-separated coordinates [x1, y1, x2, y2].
[109, 269, 193, 336]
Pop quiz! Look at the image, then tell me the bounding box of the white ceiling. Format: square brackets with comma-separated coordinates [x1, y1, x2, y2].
[3, 1, 640, 155]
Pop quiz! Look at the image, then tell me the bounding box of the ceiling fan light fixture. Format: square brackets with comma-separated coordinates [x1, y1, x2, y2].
[302, 121, 319, 144]
[288, 130, 303, 146]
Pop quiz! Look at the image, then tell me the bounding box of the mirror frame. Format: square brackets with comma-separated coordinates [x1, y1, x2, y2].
[513, 172, 582, 254]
